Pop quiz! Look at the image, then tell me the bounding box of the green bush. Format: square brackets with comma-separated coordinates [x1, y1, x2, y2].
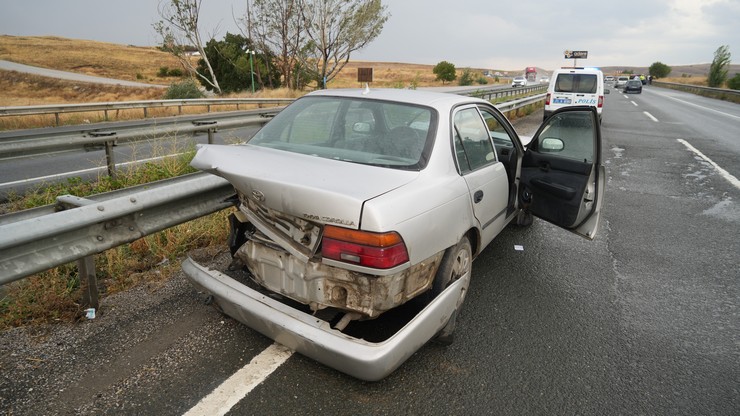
[158, 66, 170, 77]
[168, 68, 184, 77]
[476, 76, 489, 85]
[727, 73, 740, 90]
[163, 80, 205, 99]
[458, 68, 474, 86]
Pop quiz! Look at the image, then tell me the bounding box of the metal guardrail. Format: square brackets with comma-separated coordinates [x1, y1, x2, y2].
[652, 81, 740, 104]
[460, 84, 547, 101]
[0, 111, 280, 177]
[0, 91, 547, 301]
[0, 98, 296, 126]
[0, 172, 234, 307]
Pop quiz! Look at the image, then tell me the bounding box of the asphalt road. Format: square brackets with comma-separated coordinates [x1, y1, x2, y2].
[1, 86, 738, 415]
[0, 60, 165, 88]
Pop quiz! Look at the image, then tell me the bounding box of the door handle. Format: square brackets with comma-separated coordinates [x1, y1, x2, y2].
[474, 190, 484, 203]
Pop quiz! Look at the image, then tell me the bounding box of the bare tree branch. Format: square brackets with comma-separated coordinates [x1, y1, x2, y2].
[154, 0, 222, 94]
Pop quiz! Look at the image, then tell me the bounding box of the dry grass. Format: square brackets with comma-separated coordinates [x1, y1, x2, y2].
[0, 35, 183, 83]
[328, 61, 503, 89]
[0, 36, 510, 129]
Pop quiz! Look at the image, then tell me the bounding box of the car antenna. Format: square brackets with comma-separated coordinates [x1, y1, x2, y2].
[362, 83, 370, 95]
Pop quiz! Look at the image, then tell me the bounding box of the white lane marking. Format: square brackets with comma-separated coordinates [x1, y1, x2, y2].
[623, 94, 629, 99]
[643, 112, 659, 122]
[653, 91, 740, 120]
[184, 343, 293, 416]
[0, 153, 187, 189]
[677, 139, 740, 190]
[631, 101, 638, 106]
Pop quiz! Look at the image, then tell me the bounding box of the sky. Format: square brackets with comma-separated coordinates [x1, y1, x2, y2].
[1, 0, 738, 71]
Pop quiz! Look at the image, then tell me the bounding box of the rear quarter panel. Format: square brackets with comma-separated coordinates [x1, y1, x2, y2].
[360, 172, 474, 264]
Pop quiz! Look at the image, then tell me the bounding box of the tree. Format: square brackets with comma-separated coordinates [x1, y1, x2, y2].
[433, 61, 456, 84]
[301, 0, 390, 88]
[242, 0, 303, 89]
[196, 33, 276, 93]
[708, 45, 731, 88]
[154, 0, 222, 94]
[649, 61, 671, 79]
[727, 73, 740, 90]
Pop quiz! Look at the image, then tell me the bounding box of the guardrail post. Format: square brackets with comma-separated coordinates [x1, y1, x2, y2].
[144, 108, 148, 118]
[78, 256, 99, 310]
[55, 113, 60, 127]
[104, 110, 109, 121]
[105, 140, 116, 178]
[208, 128, 215, 144]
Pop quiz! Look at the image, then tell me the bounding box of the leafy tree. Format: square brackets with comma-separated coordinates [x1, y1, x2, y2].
[301, 0, 390, 89]
[434, 61, 456, 84]
[242, 0, 304, 89]
[708, 45, 731, 87]
[649, 61, 671, 78]
[196, 33, 251, 93]
[154, 0, 222, 94]
[727, 73, 740, 90]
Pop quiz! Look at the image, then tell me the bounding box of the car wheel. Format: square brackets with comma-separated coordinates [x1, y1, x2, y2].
[430, 236, 472, 345]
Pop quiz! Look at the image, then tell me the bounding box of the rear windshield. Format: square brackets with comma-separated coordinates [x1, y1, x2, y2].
[248, 96, 436, 170]
[554, 74, 598, 94]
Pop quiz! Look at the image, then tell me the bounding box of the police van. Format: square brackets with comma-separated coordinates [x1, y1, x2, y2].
[544, 67, 607, 123]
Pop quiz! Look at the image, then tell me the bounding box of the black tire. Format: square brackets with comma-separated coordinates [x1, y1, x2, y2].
[430, 236, 472, 344]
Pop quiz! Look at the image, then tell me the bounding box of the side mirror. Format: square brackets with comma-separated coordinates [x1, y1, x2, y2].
[541, 137, 564, 152]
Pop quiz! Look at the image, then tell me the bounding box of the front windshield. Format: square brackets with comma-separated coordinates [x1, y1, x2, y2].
[248, 96, 436, 170]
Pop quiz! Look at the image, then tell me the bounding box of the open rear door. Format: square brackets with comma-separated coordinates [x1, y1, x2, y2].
[519, 106, 604, 239]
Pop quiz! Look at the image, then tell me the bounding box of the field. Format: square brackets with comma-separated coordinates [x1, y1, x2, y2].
[0, 35, 507, 106]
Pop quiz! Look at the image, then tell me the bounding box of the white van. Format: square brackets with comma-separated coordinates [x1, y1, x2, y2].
[544, 67, 606, 122]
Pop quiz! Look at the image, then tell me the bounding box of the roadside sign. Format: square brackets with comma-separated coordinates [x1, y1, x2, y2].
[358, 68, 373, 83]
[564, 50, 588, 59]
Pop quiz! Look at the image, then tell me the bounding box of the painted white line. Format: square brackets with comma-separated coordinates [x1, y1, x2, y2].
[653, 91, 740, 120]
[677, 139, 740, 190]
[631, 101, 638, 106]
[184, 343, 293, 416]
[643, 112, 659, 122]
[623, 94, 629, 99]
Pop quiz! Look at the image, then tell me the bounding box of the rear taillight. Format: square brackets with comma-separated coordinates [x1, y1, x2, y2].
[545, 93, 551, 105]
[598, 95, 603, 108]
[321, 225, 409, 269]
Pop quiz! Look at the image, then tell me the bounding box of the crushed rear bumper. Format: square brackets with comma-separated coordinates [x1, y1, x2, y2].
[181, 257, 469, 381]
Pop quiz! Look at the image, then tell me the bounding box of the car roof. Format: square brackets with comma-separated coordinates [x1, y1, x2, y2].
[306, 88, 488, 109]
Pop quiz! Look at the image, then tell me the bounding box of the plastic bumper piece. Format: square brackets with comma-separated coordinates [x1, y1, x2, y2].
[181, 257, 469, 381]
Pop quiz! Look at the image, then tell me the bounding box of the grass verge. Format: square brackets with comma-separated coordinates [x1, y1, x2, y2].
[0, 146, 233, 329]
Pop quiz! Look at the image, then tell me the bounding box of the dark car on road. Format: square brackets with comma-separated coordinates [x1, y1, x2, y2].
[624, 79, 643, 94]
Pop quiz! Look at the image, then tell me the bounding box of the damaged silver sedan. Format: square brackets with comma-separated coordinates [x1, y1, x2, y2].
[183, 88, 604, 380]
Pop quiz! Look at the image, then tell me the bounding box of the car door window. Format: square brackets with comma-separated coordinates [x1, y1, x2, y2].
[453, 108, 496, 173]
[534, 111, 595, 163]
